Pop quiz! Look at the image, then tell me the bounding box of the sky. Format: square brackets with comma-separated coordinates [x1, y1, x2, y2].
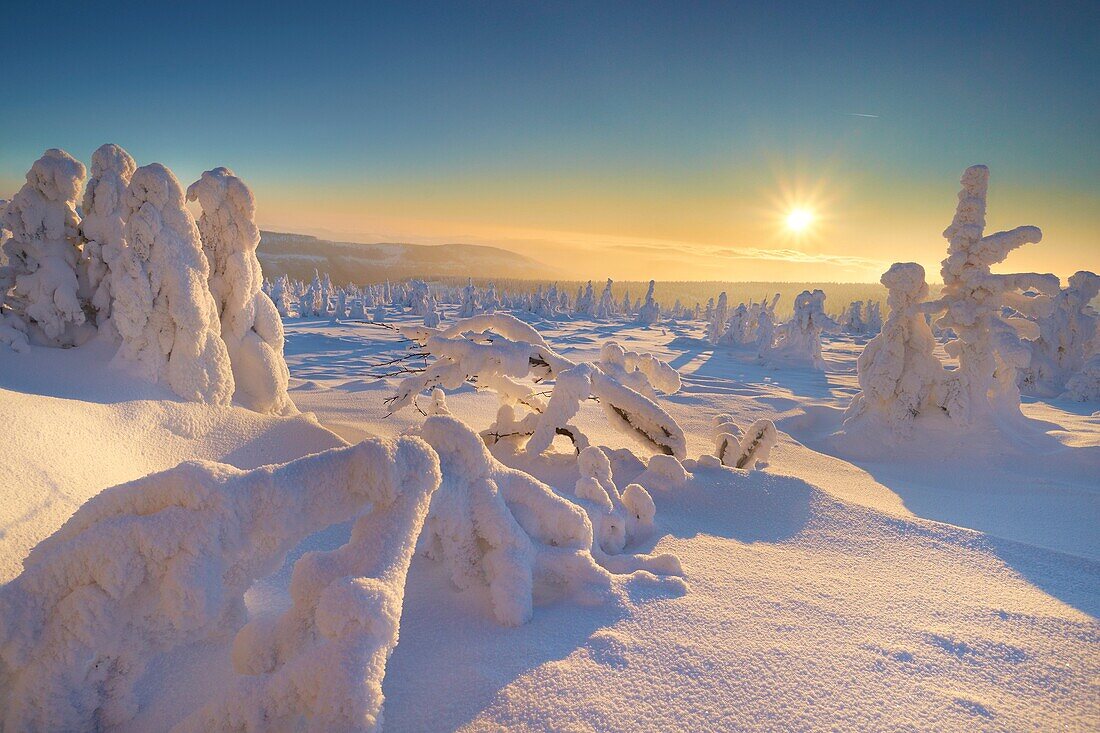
[2, 0, 1097, 282]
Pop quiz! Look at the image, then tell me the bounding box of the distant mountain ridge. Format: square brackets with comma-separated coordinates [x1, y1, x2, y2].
[257, 231, 559, 284]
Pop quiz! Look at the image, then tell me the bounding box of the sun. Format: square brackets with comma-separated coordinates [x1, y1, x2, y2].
[785, 207, 814, 233]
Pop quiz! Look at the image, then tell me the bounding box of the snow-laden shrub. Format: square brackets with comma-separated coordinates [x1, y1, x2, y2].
[79, 144, 137, 331]
[637, 279, 660, 325]
[417, 415, 682, 627]
[1, 148, 89, 347]
[112, 163, 234, 405]
[925, 165, 1060, 423]
[0, 437, 441, 733]
[844, 263, 945, 432]
[187, 167, 294, 414]
[1021, 270, 1099, 399]
[771, 289, 836, 370]
[710, 414, 777, 470]
[386, 314, 687, 459]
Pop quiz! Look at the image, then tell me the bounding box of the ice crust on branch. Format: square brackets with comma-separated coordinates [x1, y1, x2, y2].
[417, 416, 683, 627]
[112, 163, 234, 404]
[386, 315, 686, 459]
[0, 437, 441, 733]
[187, 167, 295, 414]
[1, 148, 88, 347]
[845, 263, 945, 431]
[79, 144, 137, 330]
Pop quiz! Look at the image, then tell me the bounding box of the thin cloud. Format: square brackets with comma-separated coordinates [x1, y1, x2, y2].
[845, 112, 880, 118]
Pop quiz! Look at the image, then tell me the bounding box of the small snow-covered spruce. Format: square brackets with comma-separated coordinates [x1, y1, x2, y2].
[187, 167, 294, 414]
[384, 314, 687, 459]
[710, 414, 777, 470]
[271, 274, 292, 317]
[1021, 270, 1099, 399]
[416, 415, 683, 627]
[458, 277, 479, 317]
[706, 292, 729, 343]
[112, 163, 234, 404]
[637, 279, 660, 325]
[924, 165, 1059, 423]
[596, 278, 616, 319]
[1, 149, 89, 348]
[0, 437, 441, 733]
[771, 289, 837, 370]
[78, 144, 137, 331]
[844, 263, 945, 432]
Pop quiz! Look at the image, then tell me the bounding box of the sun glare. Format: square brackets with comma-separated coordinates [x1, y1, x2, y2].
[785, 208, 814, 233]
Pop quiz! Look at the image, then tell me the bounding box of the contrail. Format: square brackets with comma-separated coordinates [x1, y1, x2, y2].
[845, 112, 880, 118]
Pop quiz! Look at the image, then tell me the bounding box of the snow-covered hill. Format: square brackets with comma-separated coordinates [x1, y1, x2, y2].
[257, 231, 560, 284]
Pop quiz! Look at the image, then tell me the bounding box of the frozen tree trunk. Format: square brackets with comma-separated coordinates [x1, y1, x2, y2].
[112, 163, 234, 405]
[187, 168, 294, 414]
[0, 437, 441, 733]
[1, 149, 89, 347]
[79, 144, 137, 332]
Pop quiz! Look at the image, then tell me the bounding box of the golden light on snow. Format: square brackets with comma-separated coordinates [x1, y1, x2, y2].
[785, 207, 814, 233]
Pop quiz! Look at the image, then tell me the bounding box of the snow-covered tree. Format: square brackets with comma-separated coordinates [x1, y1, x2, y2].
[839, 301, 865, 335]
[186, 167, 293, 414]
[637, 280, 659, 326]
[844, 263, 945, 432]
[0, 437, 440, 733]
[706, 292, 729, 343]
[333, 288, 348, 320]
[385, 314, 687, 459]
[1, 149, 89, 348]
[1021, 270, 1099, 399]
[865, 301, 883, 334]
[925, 165, 1059, 423]
[458, 277, 478, 317]
[755, 294, 780, 359]
[771, 289, 836, 370]
[112, 163, 234, 405]
[78, 144, 137, 332]
[596, 278, 616, 319]
[620, 289, 632, 316]
[271, 274, 292, 318]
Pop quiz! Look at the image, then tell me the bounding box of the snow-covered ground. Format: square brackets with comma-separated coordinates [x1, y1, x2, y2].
[2, 311, 1097, 731]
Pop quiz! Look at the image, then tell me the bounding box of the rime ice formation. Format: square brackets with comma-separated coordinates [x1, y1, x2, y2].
[271, 274, 292, 317]
[112, 163, 234, 404]
[844, 263, 945, 432]
[1022, 270, 1099, 399]
[1, 149, 88, 347]
[596, 278, 616, 319]
[772, 289, 836, 370]
[187, 167, 294, 414]
[926, 165, 1059, 423]
[417, 416, 682, 627]
[388, 315, 686, 459]
[711, 414, 777, 470]
[0, 437, 441, 733]
[79, 144, 137, 331]
[637, 280, 659, 325]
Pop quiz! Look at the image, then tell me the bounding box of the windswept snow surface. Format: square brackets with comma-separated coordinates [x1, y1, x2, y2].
[1, 311, 1098, 731]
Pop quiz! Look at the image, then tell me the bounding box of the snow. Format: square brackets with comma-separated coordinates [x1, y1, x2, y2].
[1, 279, 1098, 730]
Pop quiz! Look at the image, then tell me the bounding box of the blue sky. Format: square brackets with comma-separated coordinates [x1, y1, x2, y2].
[2, 1, 1097, 280]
